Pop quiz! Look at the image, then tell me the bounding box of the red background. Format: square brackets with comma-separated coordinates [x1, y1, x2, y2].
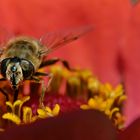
[0, 0, 140, 125]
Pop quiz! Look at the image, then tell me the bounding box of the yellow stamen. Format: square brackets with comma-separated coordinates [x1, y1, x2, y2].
[52, 104, 60, 116]
[2, 113, 21, 125]
[37, 104, 60, 119]
[23, 107, 32, 123]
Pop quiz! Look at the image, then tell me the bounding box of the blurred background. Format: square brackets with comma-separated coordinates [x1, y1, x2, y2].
[0, 0, 140, 126]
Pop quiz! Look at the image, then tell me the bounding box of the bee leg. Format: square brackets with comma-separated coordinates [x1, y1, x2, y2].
[30, 73, 53, 108]
[39, 58, 59, 68]
[30, 76, 41, 82]
[39, 73, 53, 108]
[39, 58, 73, 70]
[13, 88, 19, 102]
[0, 88, 9, 101]
[34, 72, 49, 77]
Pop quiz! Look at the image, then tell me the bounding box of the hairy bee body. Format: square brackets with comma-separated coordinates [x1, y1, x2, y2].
[1, 36, 44, 71]
[0, 26, 90, 101]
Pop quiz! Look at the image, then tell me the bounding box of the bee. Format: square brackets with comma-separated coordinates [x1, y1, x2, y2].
[0, 26, 91, 106]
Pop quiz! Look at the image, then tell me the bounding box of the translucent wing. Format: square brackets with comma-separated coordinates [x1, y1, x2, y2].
[39, 25, 92, 55]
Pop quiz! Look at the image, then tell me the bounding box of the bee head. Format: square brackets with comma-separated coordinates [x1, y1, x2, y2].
[6, 62, 23, 89]
[0, 57, 34, 89]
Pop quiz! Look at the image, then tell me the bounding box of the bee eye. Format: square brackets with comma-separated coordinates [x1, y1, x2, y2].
[0, 58, 11, 77]
[20, 59, 34, 79]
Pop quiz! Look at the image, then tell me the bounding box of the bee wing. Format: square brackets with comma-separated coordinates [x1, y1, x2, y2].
[39, 25, 92, 55]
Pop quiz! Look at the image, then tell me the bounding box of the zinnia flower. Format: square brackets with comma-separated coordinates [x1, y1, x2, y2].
[0, 64, 125, 140]
[0, 0, 140, 140]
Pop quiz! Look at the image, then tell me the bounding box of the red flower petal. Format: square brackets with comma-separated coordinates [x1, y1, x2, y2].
[118, 118, 140, 140]
[0, 110, 116, 140]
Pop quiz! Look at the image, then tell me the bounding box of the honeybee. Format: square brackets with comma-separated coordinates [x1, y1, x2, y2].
[0, 26, 91, 106]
